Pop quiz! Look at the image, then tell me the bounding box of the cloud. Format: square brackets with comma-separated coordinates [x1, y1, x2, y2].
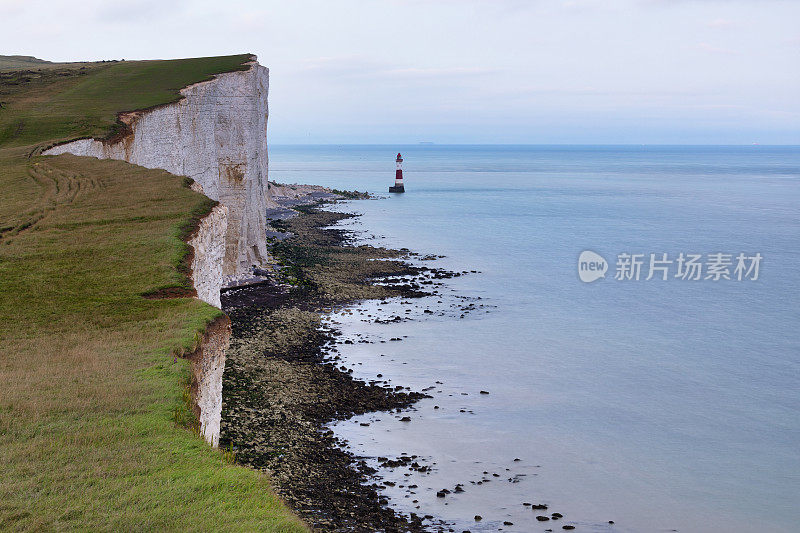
[1, 0, 28, 17]
[294, 56, 385, 76]
[381, 67, 496, 78]
[695, 42, 738, 55]
[707, 18, 735, 29]
[509, 85, 702, 97]
[92, 0, 189, 23]
[294, 56, 496, 80]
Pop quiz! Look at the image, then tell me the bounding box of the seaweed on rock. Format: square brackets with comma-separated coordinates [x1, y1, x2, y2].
[220, 205, 446, 532]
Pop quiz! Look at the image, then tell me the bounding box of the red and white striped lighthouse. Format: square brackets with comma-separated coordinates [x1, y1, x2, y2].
[389, 152, 405, 193]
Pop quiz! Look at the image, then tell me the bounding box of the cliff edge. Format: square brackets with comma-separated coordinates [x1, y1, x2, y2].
[44, 58, 273, 280]
[41, 61, 275, 446]
[0, 55, 306, 530]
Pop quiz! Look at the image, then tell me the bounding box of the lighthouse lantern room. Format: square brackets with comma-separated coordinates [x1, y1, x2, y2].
[389, 152, 405, 193]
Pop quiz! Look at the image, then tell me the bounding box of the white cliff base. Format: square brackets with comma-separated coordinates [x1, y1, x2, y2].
[44, 59, 273, 279]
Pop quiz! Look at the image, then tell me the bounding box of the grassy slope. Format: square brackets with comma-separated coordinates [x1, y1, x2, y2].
[0, 55, 54, 70]
[0, 56, 306, 531]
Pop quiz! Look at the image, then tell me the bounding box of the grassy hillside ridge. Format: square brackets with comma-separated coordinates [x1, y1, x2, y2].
[0, 54, 253, 148]
[0, 55, 55, 69]
[0, 55, 116, 70]
[0, 55, 306, 531]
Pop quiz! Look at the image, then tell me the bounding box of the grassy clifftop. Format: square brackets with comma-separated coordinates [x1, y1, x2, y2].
[0, 54, 252, 147]
[0, 56, 305, 531]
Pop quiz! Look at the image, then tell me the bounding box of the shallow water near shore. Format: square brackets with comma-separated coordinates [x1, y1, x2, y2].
[270, 145, 800, 532]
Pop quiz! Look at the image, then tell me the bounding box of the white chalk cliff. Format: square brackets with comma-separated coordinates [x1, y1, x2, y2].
[44, 58, 273, 280]
[44, 57, 275, 447]
[187, 315, 230, 447]
[188, 204, 228, 308]
[177, 202, 230, 446]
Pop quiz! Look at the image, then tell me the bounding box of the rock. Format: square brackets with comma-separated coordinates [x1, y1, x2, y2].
[552, 512, 563, 519]
[562, 526, 575, 530]
[44, 60, 272, 278]
[536, 516, 551, 521]
[479, 390, 490, 394]
[504, 522, 513, 526]
[436, 490, 447, 498]
[474, 515, 482, 521]
[531, 504, 548, 510]
[188, 204, 228, 307]
[399, 416, 411, 422]
[216, 206, 446, 533]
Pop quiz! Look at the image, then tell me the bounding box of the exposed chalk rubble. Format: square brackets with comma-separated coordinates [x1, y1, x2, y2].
[44, 57, 273, 279]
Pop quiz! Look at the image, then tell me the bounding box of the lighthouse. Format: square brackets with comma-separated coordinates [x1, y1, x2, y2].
[389, 153, 405, 193]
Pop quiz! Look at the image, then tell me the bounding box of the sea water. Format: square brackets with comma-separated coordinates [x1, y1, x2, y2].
[268, 145, 800, 533]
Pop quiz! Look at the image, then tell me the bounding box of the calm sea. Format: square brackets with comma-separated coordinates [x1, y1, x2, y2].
[268, 145, 800, 533]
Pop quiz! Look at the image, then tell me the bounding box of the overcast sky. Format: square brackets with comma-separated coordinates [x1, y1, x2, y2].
[3, 0, 799, 144]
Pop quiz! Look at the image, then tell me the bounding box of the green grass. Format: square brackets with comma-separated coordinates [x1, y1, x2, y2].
[0, 55, 55, 69]
[0, 56, 306, 531]
[0, 54, 252, 148]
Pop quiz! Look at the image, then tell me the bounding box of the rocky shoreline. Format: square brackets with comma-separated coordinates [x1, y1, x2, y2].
[219, 199, 459, 531]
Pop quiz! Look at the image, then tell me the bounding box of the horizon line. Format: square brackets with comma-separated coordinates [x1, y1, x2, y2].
[268, 142, 800, 147]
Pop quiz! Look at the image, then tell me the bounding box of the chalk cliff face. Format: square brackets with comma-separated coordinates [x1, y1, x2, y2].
[188, 204, 228, 308]
[187, 315, 230, 447]
[181, 202, 229, 446]
[42, 58, 275, 447]
[44, 60, 272, 278]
